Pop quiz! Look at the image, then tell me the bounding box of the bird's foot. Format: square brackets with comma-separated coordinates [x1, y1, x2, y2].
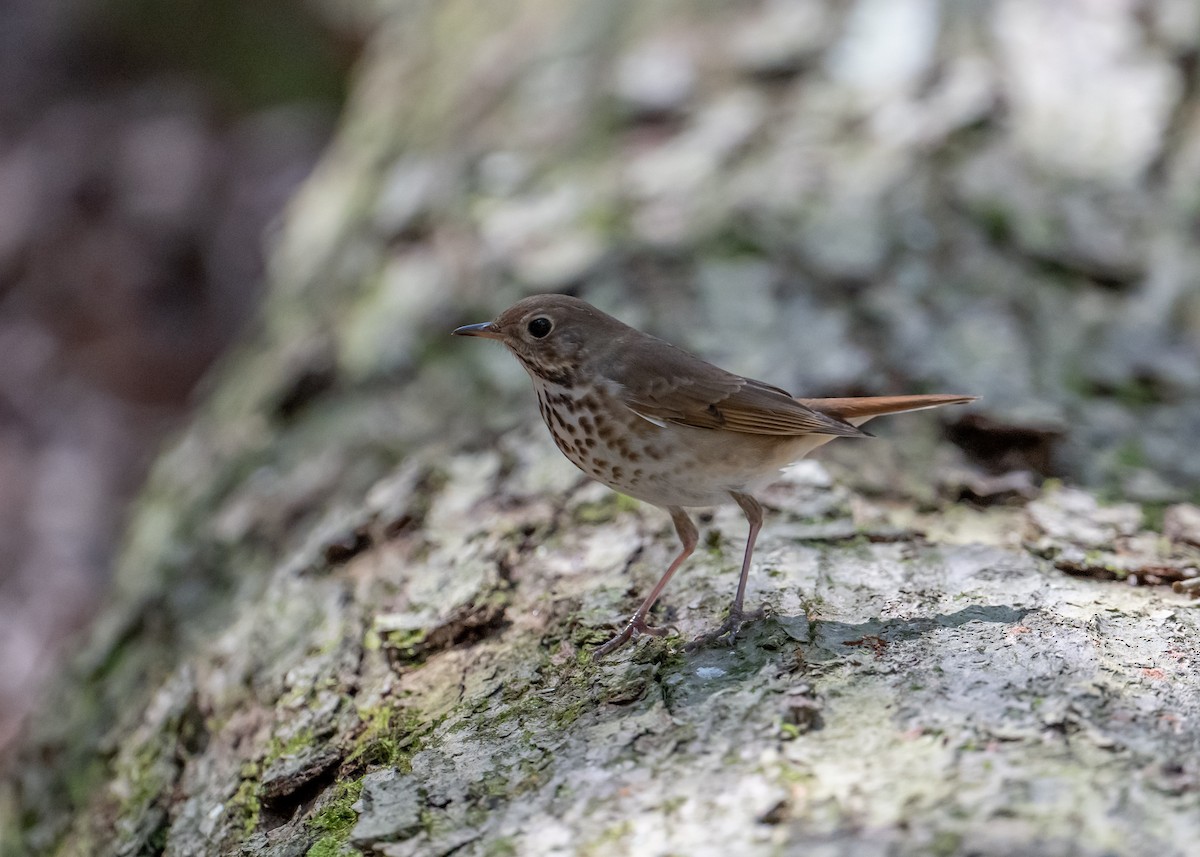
[684, 605, 766, 651]
[593, 615, 677, 658]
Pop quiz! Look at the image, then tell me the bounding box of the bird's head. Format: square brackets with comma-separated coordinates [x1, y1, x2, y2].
[453, 294, 624, 384]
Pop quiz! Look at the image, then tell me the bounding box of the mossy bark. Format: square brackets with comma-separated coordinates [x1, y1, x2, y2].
[6, 2, 1200, 856]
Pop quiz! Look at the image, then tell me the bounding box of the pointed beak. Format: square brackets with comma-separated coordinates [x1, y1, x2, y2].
[452, 321, 502, 340]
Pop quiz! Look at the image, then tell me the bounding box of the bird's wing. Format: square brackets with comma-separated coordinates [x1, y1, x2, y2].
[608, 338, 867, 438]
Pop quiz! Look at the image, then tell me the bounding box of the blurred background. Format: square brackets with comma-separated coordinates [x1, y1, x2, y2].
[0, 0, 362, 747]
[4, 0, 1200, 753]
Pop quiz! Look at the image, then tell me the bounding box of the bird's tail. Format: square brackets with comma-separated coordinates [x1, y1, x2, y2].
[796, 394, 976, 427]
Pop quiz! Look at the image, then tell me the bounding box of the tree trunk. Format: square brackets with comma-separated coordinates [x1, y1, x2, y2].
[6, 2, 1200, 855]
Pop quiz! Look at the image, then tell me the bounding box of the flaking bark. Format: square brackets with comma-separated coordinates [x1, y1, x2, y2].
[6, 2, 1200, 855]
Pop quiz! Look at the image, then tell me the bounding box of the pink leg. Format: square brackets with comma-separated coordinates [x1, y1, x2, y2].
[730, 492, 763, 617]
[686, 492, 765, 649]
[594, 506, 697, 657]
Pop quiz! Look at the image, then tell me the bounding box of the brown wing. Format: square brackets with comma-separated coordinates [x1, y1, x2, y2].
[607, 337, 867, 438]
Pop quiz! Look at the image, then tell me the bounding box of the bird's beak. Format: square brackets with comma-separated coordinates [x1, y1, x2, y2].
[452, 321, 503, 340]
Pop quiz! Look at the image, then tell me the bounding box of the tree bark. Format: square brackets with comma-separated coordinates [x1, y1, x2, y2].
[6, 2, 1200, 855]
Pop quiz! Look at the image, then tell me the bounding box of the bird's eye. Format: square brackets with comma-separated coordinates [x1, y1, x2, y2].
[527, 317, 553, 339]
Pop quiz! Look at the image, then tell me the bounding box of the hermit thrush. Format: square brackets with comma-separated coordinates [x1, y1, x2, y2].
[454, 295, 974, 656]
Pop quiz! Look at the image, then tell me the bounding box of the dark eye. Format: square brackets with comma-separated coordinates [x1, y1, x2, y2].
[527, 317, 552, 338]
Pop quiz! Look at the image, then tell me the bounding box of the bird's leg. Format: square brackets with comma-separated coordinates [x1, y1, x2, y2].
[729, 492, 764, 619]
[686, 491, 765, 649]
[594, 506, 697, 658]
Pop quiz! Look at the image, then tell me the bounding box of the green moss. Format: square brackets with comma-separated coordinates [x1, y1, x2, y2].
[472, 647, 600, 739]
[930, 830, 964, 857]
[799, 594, 827, 616]
[976, 204, 1012, 244]
[569, 623, 614, 651]
[305, 779, 365, 857]
[483, 838, 520, 857]
[116, 738, 172, 822]
[706, 221, 769, 258]
[463, 803, 490, 829]
[573, 492, 642, 525]
[660, 795, 687, 815]
[574, 496, 621, 524]
[1115, 439, 1148, 469]
[615, 494, 641, 514]
[47, 823, 100, 857]
[383, 628, 429, 662]
[310, 779, 363, 834]
[346, 705, 426, 770]
[264, 728, 318, 766]
[306, 834, 352, 857]
[631, 637, 685, 670]
[64, 757, 109, 813]
[477, 770, 510, 799]
[582, 820, 634, 855]
[552, 699, 587, 729]
[580, 198, 625, 237]
[230, 771, 262, 836]
[513, 758, 551, 796]
[1080, 550, 1128, 577]
[363, 628, 382, 651]
[844, 532, 878, 551]
[1112, 379, 1160, 409]
[1141, 503, 1167, 533]
[775, 763, 813, 786]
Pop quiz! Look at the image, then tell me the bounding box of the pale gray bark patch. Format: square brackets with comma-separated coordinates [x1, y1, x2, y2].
[7, 1, 1200, 856]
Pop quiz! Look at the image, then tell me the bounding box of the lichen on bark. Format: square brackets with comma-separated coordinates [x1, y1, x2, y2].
[6, 1, 1200, 856]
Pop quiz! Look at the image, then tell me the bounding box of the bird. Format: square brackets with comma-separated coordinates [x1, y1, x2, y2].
[454, 294, 974, 656]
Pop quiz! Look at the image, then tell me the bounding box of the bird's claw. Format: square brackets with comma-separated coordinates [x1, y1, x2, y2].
[593, 616, 678, 658]
[684, 605, 766, 651]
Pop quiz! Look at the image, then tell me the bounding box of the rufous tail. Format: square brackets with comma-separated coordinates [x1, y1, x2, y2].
[797, 394, 976, 427]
